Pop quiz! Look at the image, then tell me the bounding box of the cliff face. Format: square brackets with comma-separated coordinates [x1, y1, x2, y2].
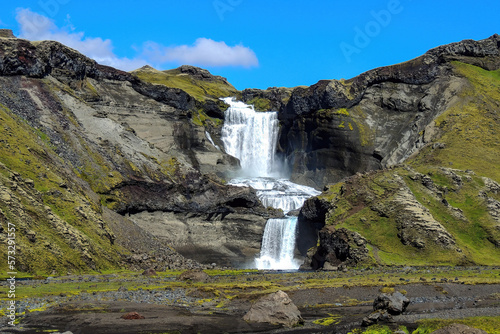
[0, 34, 277, 272]
[294, 35, 500, 269]
[243, 34, 500, 188]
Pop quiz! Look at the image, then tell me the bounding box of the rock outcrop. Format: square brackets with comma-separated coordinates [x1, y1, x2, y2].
[300, 166, 500, 269]
[242, 34, 500, 188]
[0, 29, 15, 39]
[0, 36, 275, 272]
[243, 290, 303, 328]
[177, 269, 210, 282]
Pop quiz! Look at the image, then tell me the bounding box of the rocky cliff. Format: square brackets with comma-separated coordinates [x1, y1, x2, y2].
[293, 35, 500, 268]
[243, 34, 500, 189]
[0, 32, 279, 273]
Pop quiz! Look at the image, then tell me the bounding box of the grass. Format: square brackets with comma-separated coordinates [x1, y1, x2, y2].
[412, 316, 500, 334]
[0, 102, 124, 275]
[132, 67, 239, 103]
[410, 61, 500, 183]
[246, 97, 271, 111]
[322, 166, 500, 267]
[3, 267, 499, 301]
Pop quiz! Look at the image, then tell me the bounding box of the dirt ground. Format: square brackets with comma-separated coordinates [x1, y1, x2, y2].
[3, 280, 499, 334]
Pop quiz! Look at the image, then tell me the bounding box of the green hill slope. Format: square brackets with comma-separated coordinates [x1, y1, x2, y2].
[300, 61, 500, 269]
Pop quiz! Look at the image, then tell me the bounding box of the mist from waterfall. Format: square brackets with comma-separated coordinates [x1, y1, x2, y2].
[220, 97, 320, 270]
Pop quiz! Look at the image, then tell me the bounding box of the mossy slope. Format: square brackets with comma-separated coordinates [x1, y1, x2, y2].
[131, 65, 239, 103]
[306, 62, 500, 267]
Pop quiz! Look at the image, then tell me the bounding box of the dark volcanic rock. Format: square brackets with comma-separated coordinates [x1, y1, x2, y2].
[362, 290, 409, 326]
[304, 226, 369, 270]
[142, 268, 158, 277]
[362, 309, 393, 327]
[297, 196, 330, 256]
[0, 29, 15, 38]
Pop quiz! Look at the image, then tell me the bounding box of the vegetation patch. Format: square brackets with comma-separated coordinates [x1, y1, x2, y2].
[413, 316, 500, 334]
[313, 313, 341, 326]
[132, 67, 239, 103]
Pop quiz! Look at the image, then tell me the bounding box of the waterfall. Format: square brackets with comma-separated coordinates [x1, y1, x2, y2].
[254, 217, 301, 270]
[221, 97, 279, 177]
[221, 97, 320, 270]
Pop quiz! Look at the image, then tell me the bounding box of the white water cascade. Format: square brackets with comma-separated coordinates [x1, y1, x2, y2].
[221, 97, 320, 270]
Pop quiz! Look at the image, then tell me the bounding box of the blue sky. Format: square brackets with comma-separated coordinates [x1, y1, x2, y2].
[1, 1, 499, 90]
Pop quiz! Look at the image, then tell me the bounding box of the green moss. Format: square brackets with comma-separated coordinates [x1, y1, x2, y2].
[353, 325, 406, 334]
[313, 313, 341, 326]
[322, 166, 500, 266]
[133, 68, 239, 103]
[247, 97, 271, 111]
[410, 61, 500, 183]
[413, 316, 500, 334]
[335, 108, 350, 116]
[191, 109, 223, 127]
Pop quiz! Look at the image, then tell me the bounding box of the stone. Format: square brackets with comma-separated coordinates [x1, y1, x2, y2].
[177, 269, 210, 282]
[243, 290, 303, 328]
[373, 291, 410, 315]
[121, 312, 145, 320]
[430, 324, 487, 334]
[142, 268, 158, 277]
[322, 262, 338, 271]
[362, 309, 393, 327]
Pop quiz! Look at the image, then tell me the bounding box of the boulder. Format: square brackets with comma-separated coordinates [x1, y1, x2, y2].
[362, 309, 393, 327]
[373, 291, 410, 315]
[142, 268, 158, 277]
[430, 324, 487, 334]
[363, 291, 410, 327]
[243, 290, 303, 328]
[177, 269, 210, 282]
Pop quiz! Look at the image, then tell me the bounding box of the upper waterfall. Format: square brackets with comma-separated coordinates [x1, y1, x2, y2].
[221, 97, 280, 178]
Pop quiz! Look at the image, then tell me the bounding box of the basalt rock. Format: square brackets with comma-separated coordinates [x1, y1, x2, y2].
[0, 29, 15, 39]
[304, 226, 369, 270]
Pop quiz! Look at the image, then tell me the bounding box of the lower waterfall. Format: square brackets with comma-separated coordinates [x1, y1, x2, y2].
[221, 98, 320, 270]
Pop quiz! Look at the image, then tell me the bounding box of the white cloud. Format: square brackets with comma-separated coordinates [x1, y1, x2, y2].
[142, 38, 259, 68]
[15, 8, 144, 70]
[15, 8, 258, 71]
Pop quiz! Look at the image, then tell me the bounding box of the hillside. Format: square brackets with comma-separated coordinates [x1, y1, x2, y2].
[298, 49, 500, 269]
[0, 29, 499, 274]
[0, 31, 279, 274]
